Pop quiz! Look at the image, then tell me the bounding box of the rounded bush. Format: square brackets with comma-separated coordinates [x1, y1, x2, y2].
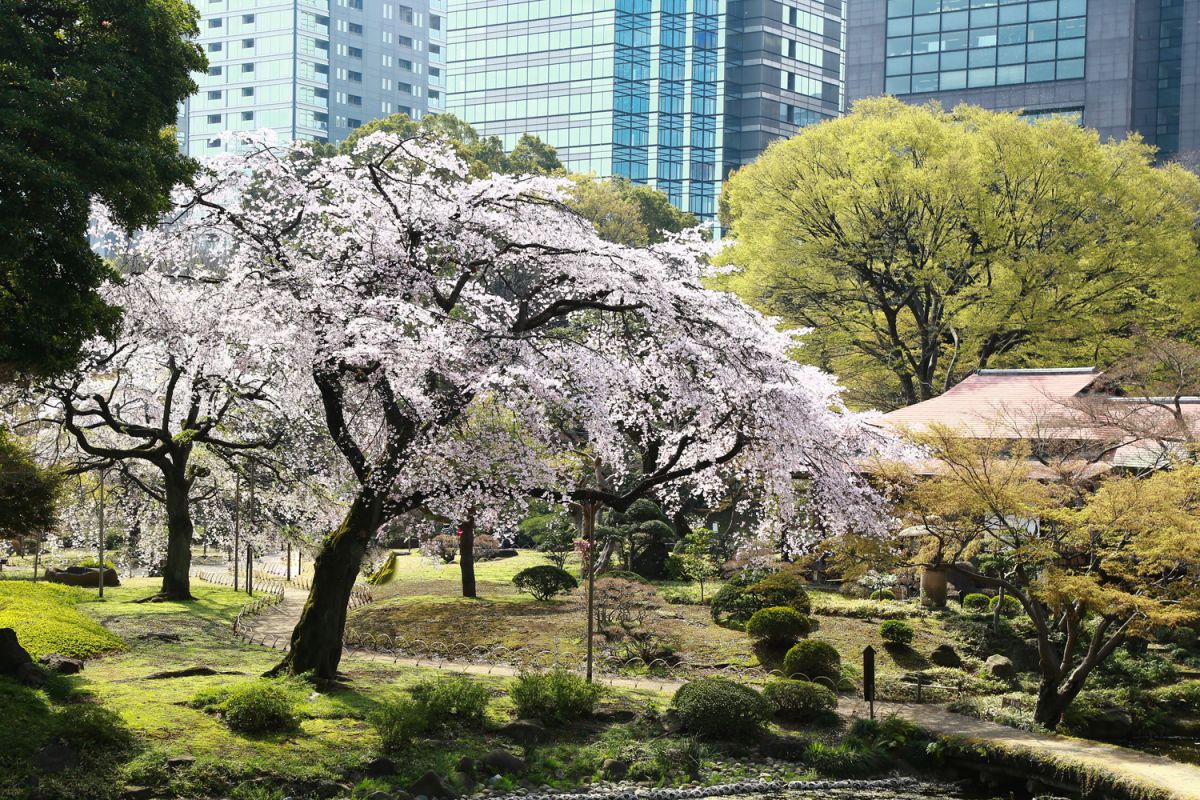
[879, 620, 914, 647]
[962, 593, 990, 612]
[746, 606, 812, 647]
[868, 589, 895, 601]
[513, 565, 578, 601]
[989, 594, 1022, 617]
[709, 570, 770, 624]
[762, 679, 837, 721]
[747, 571, 812, 615]
[782, 640, 842, 686]
[369, 697, 430, 752]
[409, 675, 489, 728]
[511, 669, 603, 723]
[221, 680, 299, 733]
[671, 677, 771, 739]
[710, 569, 811, 625]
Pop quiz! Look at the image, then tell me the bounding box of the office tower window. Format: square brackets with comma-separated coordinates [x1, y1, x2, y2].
[884, 0, 1087, 95]
[208, 18, 222, 28]
[242, 111, 254, 121]
[208, 90, 222, 99]
[383, 3, 394, 18]
[208, 66, 223, 75]
[348, 95, 362, 106]
[243, 14, 254, 23]
[207, 114, 222, 124]
[430, 14, 442, 30]
[242, 38, 255, 48]
[242, 63, 254, 72]
[242, 87, 254, 97]
[208, 42, 222, 52]
[207, 138, 221, 148]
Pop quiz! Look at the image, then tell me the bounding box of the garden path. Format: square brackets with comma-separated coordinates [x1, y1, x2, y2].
[203, 565, 1200, 799]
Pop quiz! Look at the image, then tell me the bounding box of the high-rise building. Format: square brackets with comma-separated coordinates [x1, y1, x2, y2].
[177, 0, 447, 158]
[446, 0, 844, 223]
[845, 0, 1200, 160]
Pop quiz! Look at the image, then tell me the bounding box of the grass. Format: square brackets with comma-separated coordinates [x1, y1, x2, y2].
[0, 581, 126, 659]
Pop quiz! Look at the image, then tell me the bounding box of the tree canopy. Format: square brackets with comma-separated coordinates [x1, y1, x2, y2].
[0, 429, 61, 542]
[0, 0, 206, 377]
[717, 98, 1200, 409]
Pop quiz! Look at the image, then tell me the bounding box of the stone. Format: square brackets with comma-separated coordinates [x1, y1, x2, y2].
[456, 756, 477, 775]
[367, 792, 393, 800]
[601, 759, 629, 780]
[0, 627, 33, 674]
[39, 655, 84, 675]
[45, 566, 120, 588]
[498, 718, 547, 744]
[409, 770, 459, 799]
[16, 661, 47, 687]
[165, 755, 195, 770]
[483, 750, 528, 775]
[122, 787, 154, 800]
[392, 792, 414, 800]
[32, 742, 77, 773]
[366, 756, 399, 777]
[929, 644, 962, 668]
[984, 654, 1015, 680]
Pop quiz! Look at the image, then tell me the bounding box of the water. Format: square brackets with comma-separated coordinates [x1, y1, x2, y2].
[1133, 738, 1200, 766]
[713, 789, 994, 800]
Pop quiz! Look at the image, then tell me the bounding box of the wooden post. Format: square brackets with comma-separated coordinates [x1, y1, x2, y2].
[863, 645, 876, 720]
[97, 469, 106, 599]
[232, 470, 241, 592]
[247, 465, 255, 595]
[286, 541, 292, 581]
[246, 541, 253, 597]
[584, 502, 598, 683]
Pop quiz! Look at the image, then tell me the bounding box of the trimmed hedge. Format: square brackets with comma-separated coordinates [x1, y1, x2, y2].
[989, 594, 1022, 617]
[513, 565, 578, 600]
[671, 677, 771, 739]
[0, 581, 125, 660]
[763, 679, 837, 721]
[868, 589, 895, 601]
[511, 669, 602, 723]
[962, 593, 990, 612]
[746, 606, 811, 647]
[782, 640, 842, 685]
[710, 569, 810, 625]
[880, 620, 914, 647]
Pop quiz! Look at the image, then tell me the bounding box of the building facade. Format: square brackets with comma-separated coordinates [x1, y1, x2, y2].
[846, 0, 1200, 160]
[446, 0, 844, 222]
[177, 0, 447, 158]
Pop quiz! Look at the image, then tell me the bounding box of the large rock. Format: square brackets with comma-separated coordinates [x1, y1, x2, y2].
[929, 644, 962, 668]
[45, 566, 120, 588]
[0, 627, 32, 674]
[984, 654, 1015, 680]
[497, 718, 547, 744]
[365, 756, 398, 777]
[32, 742, 77, 773]
[601, 758, 629, 779]
[39, 655, 84, 675]
[16, 661, 47, 687]
[408, 770, 458, 800]
[482, 749, 528, 775]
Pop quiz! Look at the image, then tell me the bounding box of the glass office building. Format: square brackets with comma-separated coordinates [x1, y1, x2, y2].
[846, 0, 1200, 160]
[177, 0, 446, 158]
[447, 0, 844, 222]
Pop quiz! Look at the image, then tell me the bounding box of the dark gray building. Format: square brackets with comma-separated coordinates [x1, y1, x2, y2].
[846, 0, 1200, 159]
[446, 0, 844, 224]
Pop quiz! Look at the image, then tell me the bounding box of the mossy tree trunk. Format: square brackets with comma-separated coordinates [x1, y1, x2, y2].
[459, 514, 476, 599]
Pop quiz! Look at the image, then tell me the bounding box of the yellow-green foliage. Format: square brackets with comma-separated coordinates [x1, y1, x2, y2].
[0, 581, 125, 659]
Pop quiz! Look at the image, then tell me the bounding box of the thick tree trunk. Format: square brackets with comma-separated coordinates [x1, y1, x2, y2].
[161, 475, 195, 601]
[1033, 678, 1086, 729]
[272, 492, 382, 681]
[459, 516, 476, 599]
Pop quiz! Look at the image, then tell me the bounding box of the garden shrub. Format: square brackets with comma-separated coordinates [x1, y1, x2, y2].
[593, 577, 661, 626]
[783, 640, 842, 685]
[1095, 648, 1177, 688]
[511, 669, 602, 723]
[868, 589, 895, 601]
[671, 677, 771, 739]
[802, 740, 888, 777]
[596, 569, 650, 584]
[746, 606, 812, 647]
[962, 593, 990, 612]
[428, 533, 458, 563]
[747, 571, 811, 615]
[628, 735, 707, 783]
[219, 679, 301, 733]
[369, 697, 430, 752]
[988, 594, 1022, 617]
[408, 675, 489, 728]
[0, 581, 126, 660]
[709, 568, 773, 624]
[879, 620, 914, 647]
[762, 679, 837, 721]
[1151, 680, 1200, 713]
[473, 534, 500, 561]
[513, 565, 578, 600]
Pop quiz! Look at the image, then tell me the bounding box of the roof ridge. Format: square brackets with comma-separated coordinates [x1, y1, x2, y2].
[975, 367, 1098, 375]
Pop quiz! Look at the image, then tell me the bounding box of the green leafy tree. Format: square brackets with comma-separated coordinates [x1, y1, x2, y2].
[599, 498, 675, 578]
[0, 429, 61, 553]
[506, 133, 563, 175]
[718, 98, 1200, 409]
[0, 0, 206, 377]
[570, 176, 699, 247]
[676, 528, 721, 601]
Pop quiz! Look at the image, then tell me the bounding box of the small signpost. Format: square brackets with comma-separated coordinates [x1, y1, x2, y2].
[863, 645, 876, 720]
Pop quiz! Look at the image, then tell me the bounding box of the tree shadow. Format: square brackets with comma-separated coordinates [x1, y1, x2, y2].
[885, 645, 930, 670]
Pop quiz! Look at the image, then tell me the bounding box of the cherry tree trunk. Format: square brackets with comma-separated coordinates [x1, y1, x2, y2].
[161, 476, 195, 601]
[273, 492, 382, 680]
[459, 516, 477, 599]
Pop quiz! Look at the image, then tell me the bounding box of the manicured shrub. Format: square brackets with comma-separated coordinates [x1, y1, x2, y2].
[746, 606, 812, 647]
[596, 569, 650, 584]
[762, 679, 837, 721]
[747, 571, 812, 615]
[511, 669, 602, 723]
[473, 534, 500, 561]
[220, 679, 301, 733]
[369, 697, 430, 752]
[671, 677, 771, 739]
[962, 593, 990, 612]
[880, 620, 914, 647]
[408, 675, 489, 728]
[868, 589, 895, 601]
[0, 582, 126, 660]
[783, 640, 842, 686]
[513, 565, 578, 600]
[989, 594, 1022, 617]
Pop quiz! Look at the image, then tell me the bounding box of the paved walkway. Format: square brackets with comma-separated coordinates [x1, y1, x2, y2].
[206, 565, 1200, 799]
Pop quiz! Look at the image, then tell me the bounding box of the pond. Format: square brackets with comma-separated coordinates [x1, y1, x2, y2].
[496, 779, 1015, 800]
[1132, 738, 1200, 766]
